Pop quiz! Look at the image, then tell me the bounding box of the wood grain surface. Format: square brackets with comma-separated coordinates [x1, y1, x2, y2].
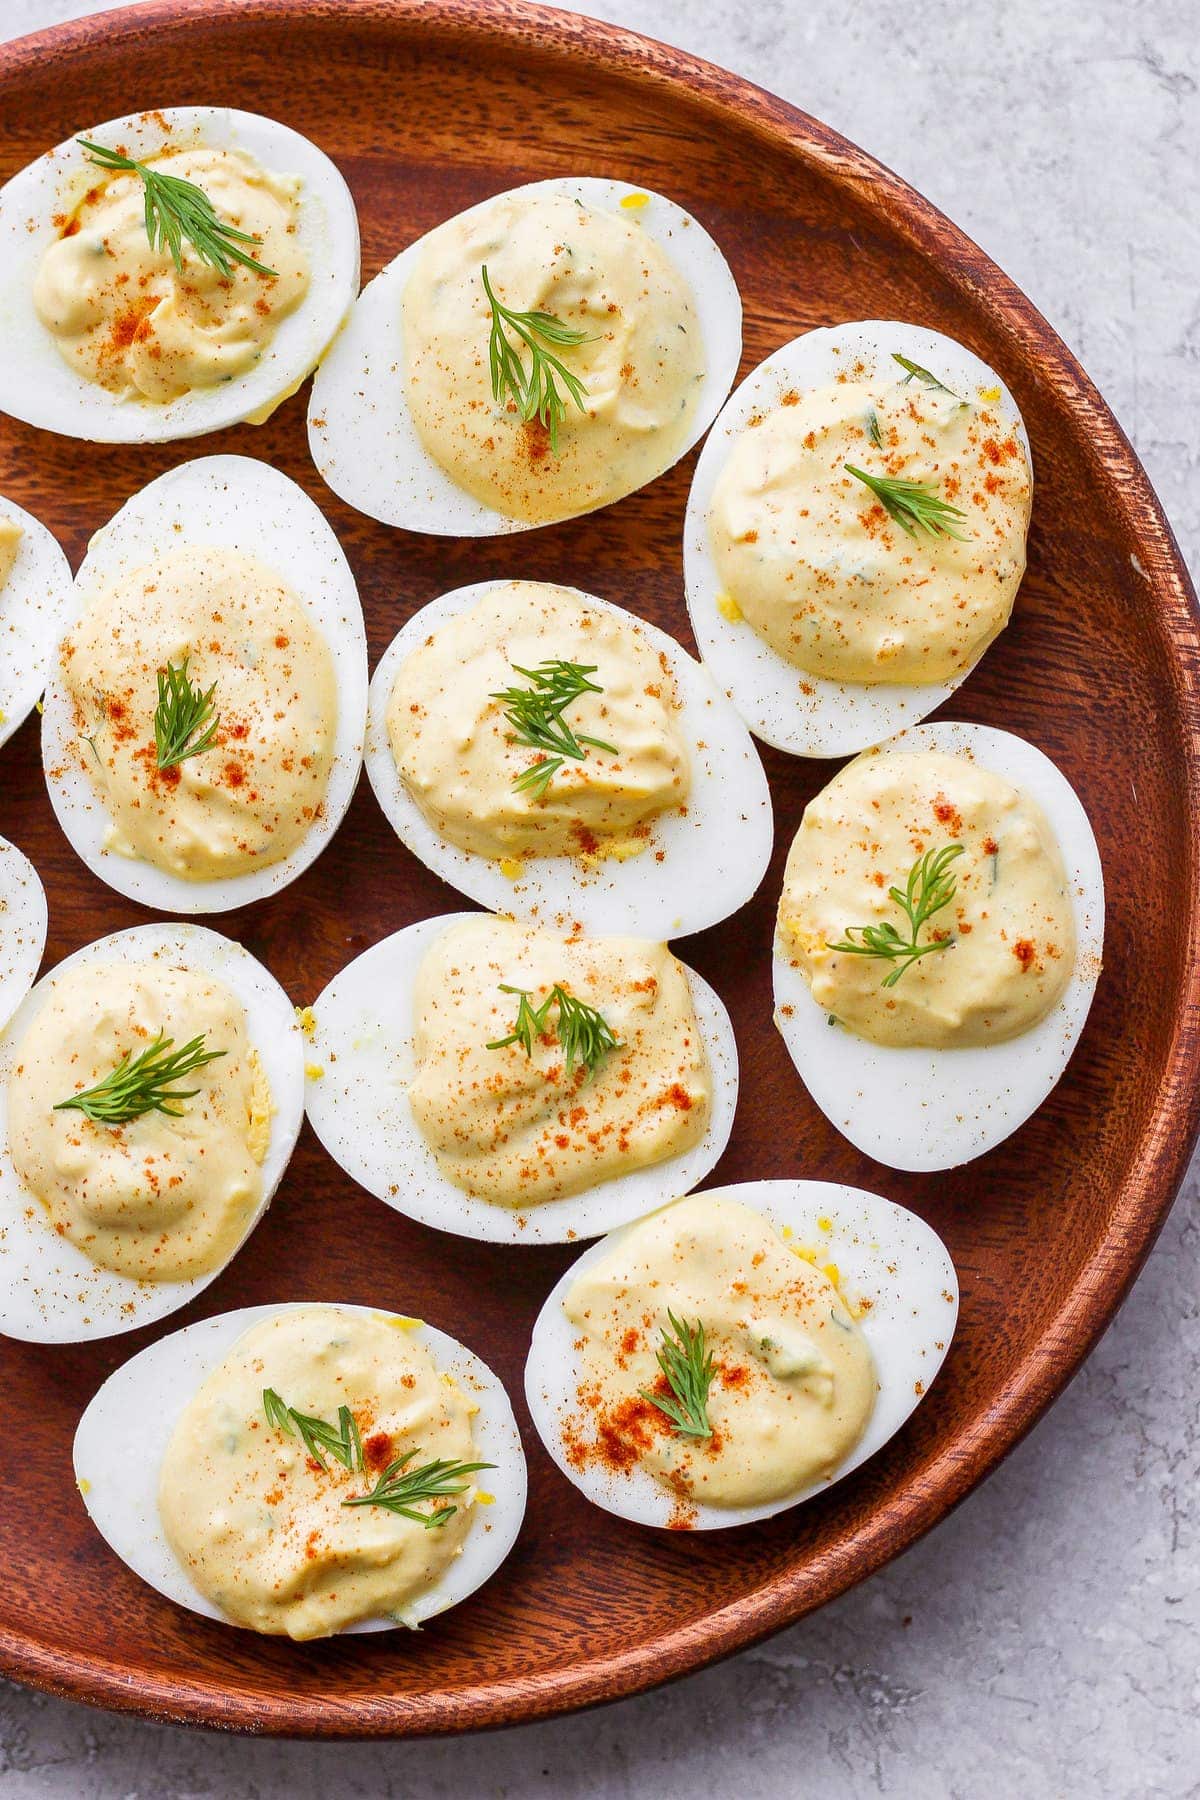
[0, 0, 1197, 1740]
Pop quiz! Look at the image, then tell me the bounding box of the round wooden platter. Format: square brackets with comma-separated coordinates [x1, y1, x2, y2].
[1, 0, 1198, 1742]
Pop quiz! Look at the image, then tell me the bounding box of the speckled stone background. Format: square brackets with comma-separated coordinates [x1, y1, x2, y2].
[2, 0, 1197, 1793]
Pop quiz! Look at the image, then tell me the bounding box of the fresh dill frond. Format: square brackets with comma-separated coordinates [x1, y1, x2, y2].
[482, 263, 592, 450]
[891, 351, 960, 398]
[263, 1389, 364, 1473]
[844, 464, 969, 541]
[487, 982, 622, 1078]
[641, 1311, 715, 1440]
[77, 139, 276, 278]
[829, 843, 965, 987]
[487, 984, 551, 1060]
[342, 1450, 494, 1529]
[550, 986, 623, 1077]
[53, 1032, 226, 1125]
[490, 658, 617, 799]
[154, 656, 219, 770]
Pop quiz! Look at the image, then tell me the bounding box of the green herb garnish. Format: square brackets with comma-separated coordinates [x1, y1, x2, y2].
[829, 843, 965, 987]
[490, 658, 617, 800]
[844, 464, 969, 541]
[342, 1450, 494, 1530]
[53, 1031, 226, 1125]
[866, 407, 883, 448]
[891, 352, 960, 398]
[482, 263, 591, 451]
[486, 985, 547, 1060]
[77, 138, 277, 278]
[641, 1312, 715, 1440]
[154, 656, 219, 770]
[487, 983, 621, 1079]
[545, 986, 622, 1077]
[263, 1389, 364, 1473]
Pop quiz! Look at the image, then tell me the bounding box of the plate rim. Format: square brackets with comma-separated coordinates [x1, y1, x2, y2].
[2, 0, 1199, 1739]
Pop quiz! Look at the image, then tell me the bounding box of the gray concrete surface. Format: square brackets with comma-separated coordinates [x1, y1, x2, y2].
[1, 0, 1197, 1793]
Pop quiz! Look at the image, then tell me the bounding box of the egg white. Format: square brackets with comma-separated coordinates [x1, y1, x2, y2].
[41, 454, 367, 914]
[303, 911, 739, 1245]
[0, 836, 47, 1034]
[307, 177, 742, 534]
[73, 1301, 527, 1634]
[525, 1178, 959, 1530]
[0, 495, 74, 752]
[365, 581, 773, 938]
[684, 321, 1033, 757]
[772, 721, 1104, 1170]
[0, 922, 304, 1343]
[0, 107, 360, 444]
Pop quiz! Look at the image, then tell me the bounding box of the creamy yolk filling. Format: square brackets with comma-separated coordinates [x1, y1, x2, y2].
[387, 580, 690, 863]
[7, 960, 270, 1281]
[777, 748, 1076, 1048]
[709, 369, 1031, 684]
[408, 915, 711, 1207]
[562, 1194, 876, 1510]
[0, 517, 22, 590]
[402, 189, 704, 523]
[34, 144, 309, 403]
[159, 1307, 480, 1639]
[61, 543, 337, 881]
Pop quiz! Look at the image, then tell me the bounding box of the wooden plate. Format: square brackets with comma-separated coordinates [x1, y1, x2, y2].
[1, 0, 1197, 1740]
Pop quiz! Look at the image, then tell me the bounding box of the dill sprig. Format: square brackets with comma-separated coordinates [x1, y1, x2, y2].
[891, 351, 960, 398]
[490, 658, 617, 800]
[154, 656, 219, 770]
[487, 985, 549, 1060]
[830, 843, 965, 988]
[487, 982, 622, 1078]
[482, 264, 592, 451]
[342, 1449, 495, 1530]
[844, 464, 969, 541]
[77, 138, 277, 279]
[641, 1312, 715, 1440]
[263, 1389, 364, 1473]
[53, 1031, 226, 1125]
[549, 986, 622, 1077]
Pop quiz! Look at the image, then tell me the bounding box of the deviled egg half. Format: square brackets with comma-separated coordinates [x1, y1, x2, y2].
[773, 721, 1104, 1169]
[0, 837, 47, 1033]
[366, 579, 772, 937]
[685, 321, 1032, 756]
[75, 1302, 525, 1638]
[526, 1180, 958, 1530]
[0, 497, 74, 751]
[0, 923, 303, 1342]
[309, 178, 741, 533]
[42, 455, 367, 912]
[304, 911, 738, 1244]
[0, 107, 359, 443]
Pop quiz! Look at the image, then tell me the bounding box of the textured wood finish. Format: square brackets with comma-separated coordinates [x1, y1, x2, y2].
[0, 0, 1198, 1740]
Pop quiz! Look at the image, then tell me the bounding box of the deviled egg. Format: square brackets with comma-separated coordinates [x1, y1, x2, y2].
[366, 579, 772, 937]
[0, 496, 73, 751]
[526, 1180, 958, 1530]
[685, 321, 1032, 756]
[772, 721, 1104, 1168]
[0, 836, 47, 1033]
[0, 107, 359, 443]
[304, 911, 738, 1244]
[308, 178, 741, 533]
[75, 1302, 525, 1638]
[0, 922, 303, 1342]
[42, 455, 367, 913]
